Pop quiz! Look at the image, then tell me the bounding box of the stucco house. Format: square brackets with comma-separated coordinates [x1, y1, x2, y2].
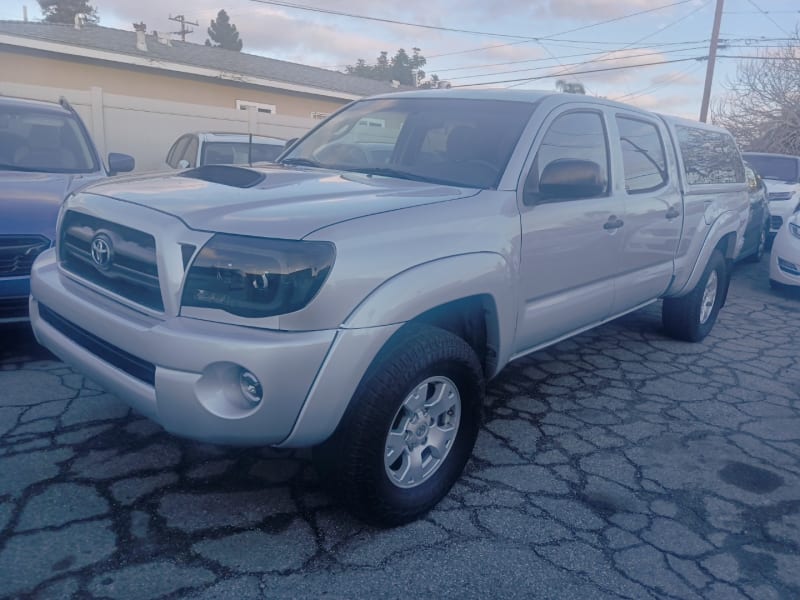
[0, 19, 396, 118]
[0, 19, 399, 169]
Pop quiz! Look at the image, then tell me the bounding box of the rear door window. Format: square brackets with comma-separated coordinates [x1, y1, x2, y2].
[616, 117, 667, 193]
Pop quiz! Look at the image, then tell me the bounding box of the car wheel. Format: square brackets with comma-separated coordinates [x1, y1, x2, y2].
[313, 324, 484, 526]
[662, 249, 727, 342]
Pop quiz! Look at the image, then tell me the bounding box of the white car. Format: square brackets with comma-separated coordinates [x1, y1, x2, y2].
[741, 152, 800, 239]
[165, 132, 286, 169]
[770, 212, 800, 288]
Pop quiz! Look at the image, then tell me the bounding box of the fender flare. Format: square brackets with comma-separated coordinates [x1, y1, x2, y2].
[666, 210, 740, 297]
[278, 252, 518, 448]
[343, 252, 517, 368]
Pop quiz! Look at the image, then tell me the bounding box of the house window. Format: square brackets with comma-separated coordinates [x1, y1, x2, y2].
[310, 111, 330, 120]
[235, 100, 277, 114]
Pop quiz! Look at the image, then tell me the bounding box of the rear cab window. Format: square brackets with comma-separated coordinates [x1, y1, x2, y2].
[675, 125, 745, 186]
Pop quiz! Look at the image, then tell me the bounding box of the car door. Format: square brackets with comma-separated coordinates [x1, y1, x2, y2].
[514, 107, 624, 356]
[609, 112, 681, 311]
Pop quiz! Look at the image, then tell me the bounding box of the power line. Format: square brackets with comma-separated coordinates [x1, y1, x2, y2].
[427, 0, 695, 60]
[744, 0, 793, 37]
[451, 56, 706, 88]
[613, 60, 704, 102]
[505, 0, 711, 90]
[717, 54, 800, 60]
[446, 46, 710, 82]
[432, 38, 789, 75]
[249, 0, 694, 48]
[450, 43, 787, 83]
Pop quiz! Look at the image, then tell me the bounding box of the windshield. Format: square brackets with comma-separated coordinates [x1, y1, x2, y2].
[0, 106, 98, 173]
[201, 141, 284, 166]
[742, 154, 799, 182]
[281, 97, 537, 189]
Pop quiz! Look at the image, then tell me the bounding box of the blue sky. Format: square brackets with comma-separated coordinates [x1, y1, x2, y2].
[2, 0, 798, 119]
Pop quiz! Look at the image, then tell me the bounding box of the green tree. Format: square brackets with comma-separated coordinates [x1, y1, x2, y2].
[205, 9, 243, 51]
[713, 31, 800, 154]
[555, 79, 586, 94]
[346, 48, 434, 87]
[37, 0, 98, 24]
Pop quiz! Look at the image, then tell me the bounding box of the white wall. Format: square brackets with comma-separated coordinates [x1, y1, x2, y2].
[0, 82, 316, 172]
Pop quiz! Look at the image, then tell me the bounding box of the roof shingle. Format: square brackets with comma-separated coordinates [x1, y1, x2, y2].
[0, 20, 398, 98]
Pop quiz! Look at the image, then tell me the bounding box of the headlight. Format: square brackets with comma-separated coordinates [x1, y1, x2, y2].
[182, 234, 334, 317]
[790, 222, 800, 240]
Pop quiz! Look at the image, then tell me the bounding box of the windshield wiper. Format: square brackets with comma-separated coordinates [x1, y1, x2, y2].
[279, 157, 324, 168]
[347, 167, 460, 186]
[0, 163, 45, 172]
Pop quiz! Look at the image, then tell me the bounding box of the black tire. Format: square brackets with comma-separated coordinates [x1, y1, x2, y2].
[313, 324, 484, 527]
[662, 249, 728, 342]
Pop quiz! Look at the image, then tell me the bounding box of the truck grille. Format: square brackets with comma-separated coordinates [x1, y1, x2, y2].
[59, 211, 163, 311]
[39, 304, 156, 386]
[0, 235, 50, 278]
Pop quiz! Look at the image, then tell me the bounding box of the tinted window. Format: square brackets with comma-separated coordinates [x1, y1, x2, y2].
[183, 136, 199, 167]
[617, 117, 667, 193]
[167, 135, 191, 168]
[283, 98, 537, 189]
[677, 126, 745, 185]
[0, 105, 97, 173]
[201, 142, 283, 165]
[526, 111, 609, 202]
[741, 154, 799, 182]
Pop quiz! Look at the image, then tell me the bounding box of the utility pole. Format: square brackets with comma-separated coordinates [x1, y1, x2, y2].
[699, 0, 724, 123]
[168, 14, 198, 42]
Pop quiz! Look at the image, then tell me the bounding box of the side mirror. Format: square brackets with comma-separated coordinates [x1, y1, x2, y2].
[538, 159, 606, 200]
[108, 152, 135, 175]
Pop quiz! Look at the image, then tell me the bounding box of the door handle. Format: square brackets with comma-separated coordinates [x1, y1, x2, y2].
[603, 216, 624, 231]
[665, 205, 680, 220]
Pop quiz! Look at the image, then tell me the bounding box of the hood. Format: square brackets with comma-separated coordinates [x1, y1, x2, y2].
[0, 171, 103, 240]
[81, 165, 479, 239]
[764, 181, 800, 195]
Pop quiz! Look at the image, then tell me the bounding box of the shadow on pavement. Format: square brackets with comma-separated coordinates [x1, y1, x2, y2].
[0, 323, 56, 364]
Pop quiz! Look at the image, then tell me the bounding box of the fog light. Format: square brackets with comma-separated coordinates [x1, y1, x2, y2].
[239, 370, 263, 405]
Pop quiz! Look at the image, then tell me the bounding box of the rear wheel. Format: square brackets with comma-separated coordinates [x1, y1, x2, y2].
[313, 325, 484, 526]
[662, 249, 727, 342]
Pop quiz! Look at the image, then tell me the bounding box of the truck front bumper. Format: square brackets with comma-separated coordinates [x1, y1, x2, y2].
[30, 250, 398, 447]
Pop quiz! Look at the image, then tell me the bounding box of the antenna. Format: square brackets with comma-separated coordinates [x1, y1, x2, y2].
[168, 14, 198, 42]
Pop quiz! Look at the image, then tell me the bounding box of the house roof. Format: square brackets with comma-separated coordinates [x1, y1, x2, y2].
[0, 20, 398, 100]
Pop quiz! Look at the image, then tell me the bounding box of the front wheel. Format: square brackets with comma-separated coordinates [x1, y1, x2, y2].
[313, 325, 484, 526]
[662, 249, 728, 342]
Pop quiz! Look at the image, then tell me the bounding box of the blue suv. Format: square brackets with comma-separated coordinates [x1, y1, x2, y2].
[0, 96, 134, 323]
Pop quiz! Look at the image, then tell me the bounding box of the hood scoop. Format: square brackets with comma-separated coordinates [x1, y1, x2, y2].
[179, 165, 266, 188]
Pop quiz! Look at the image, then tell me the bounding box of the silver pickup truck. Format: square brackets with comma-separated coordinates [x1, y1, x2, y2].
[30, 90, 748, 525]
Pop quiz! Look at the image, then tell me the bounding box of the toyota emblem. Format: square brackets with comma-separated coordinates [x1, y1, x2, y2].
[90, 234, 113, 270]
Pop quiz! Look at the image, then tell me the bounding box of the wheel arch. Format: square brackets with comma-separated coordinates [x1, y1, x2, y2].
[342, 252, 516, 378]
[666, 213, 739, 297]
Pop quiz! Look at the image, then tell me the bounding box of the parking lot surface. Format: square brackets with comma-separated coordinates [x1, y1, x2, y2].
[1, 259, 798, 600]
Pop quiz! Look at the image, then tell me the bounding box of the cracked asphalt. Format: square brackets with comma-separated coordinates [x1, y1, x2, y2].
[1, 258, 799, 600]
